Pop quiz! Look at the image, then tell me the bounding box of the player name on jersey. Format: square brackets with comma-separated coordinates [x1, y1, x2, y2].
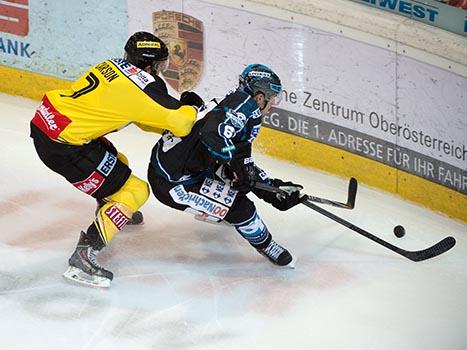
[94, 61, 119, 82]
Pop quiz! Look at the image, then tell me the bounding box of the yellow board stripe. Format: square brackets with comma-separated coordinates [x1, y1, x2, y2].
[256, 128, 467, 223]
[0, 64, 72, 100]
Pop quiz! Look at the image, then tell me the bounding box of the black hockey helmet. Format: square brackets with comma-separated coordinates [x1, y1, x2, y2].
[124, 31, 169, 77]
[239, 64, 282, 104]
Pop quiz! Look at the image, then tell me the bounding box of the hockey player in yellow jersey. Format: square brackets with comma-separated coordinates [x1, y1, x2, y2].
[30, 31, 204, 287]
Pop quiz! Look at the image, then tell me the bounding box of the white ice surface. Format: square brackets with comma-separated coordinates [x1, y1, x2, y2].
[0, 93, 466, 350]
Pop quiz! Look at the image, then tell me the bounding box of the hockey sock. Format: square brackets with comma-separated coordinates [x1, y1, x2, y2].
[81, 224, 105, 251]
[233, 212, 272, 249]
[94, 201, 133, 244]
[92, 174, 150, 243]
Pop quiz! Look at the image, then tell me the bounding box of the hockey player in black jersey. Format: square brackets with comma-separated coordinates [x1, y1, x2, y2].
[147, 64, 307, 266]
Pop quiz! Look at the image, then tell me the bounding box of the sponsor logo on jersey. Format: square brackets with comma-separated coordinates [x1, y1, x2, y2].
[249, 124, 261, 143]
[258, 170, 269, 181]
[225, 110, 246, 130]
[129, 71, 154, 89]
[152, 11, 204, 92]
[251, 108, 261, 119]
[136, 71, 149, 83]
[104, 205, 129, 230]
[200, 178, 237, 207]
[220, 144, 236, 153]
[97, 151, 117, 176]
[112, 58, 133, 70]
[73, 171, 105, 195]
[31, 96, 72, 140]
[37, 104, 58, 131]
[110, 58, 155, 89]
[170, 185, 229, 219]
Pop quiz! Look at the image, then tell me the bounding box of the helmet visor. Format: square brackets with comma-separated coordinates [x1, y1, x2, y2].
[269, 93, 282, 106]
[268, 81, 282, 104]
[152, 57, 169, 76]
[261, 94, 282, 114]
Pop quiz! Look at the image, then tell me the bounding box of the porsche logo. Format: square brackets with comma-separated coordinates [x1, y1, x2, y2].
[152, 11, 203, 93]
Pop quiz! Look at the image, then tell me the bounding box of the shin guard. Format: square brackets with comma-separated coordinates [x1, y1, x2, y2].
[233, 212, 271, 249]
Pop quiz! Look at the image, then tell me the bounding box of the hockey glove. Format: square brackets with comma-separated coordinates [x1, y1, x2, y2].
[180, 91, 205, 108]
[255, 178, 307, 211]
[227, 159, 265, 193]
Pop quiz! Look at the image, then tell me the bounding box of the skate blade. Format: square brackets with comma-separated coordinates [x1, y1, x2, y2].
[63, 266, 111, 288]
[271, 260, 295, 269]
[275, 257, 296, 269]
[285, 257, 296, 269]
[257, 250, 296, 269]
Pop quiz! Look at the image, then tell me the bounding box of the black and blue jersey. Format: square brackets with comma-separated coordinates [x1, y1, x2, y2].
[149, 88, 262, 185]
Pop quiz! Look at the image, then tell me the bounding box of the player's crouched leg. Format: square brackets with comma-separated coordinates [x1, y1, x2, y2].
[224, 196, 293, 267]
[101, 174, 150, 238]
[95, 150, 144, 225]
[64, 175, 149, 287]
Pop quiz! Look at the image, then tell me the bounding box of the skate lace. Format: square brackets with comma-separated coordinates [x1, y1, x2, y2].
[87, 248, 104, 270]
[263, 241, 284, 260]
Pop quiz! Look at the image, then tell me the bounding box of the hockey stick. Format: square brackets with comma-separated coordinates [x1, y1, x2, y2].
[302, 200, 456, 262]
[254, 177, 358, 209]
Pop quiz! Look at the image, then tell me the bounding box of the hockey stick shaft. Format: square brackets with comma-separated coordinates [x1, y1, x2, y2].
[302, 200, 456, 262]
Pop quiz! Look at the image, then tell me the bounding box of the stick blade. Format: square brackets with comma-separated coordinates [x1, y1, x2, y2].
[346, 177, 358, 209]
[404, 236, 456, 262]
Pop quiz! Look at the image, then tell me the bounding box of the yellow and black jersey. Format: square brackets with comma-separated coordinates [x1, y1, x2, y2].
[31, 58, 196, 145]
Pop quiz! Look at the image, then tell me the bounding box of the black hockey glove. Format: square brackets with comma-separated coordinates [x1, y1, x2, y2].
[180, 91, 205, 108]
[255, 178, 307, 211]
[226, 158, 265, 193]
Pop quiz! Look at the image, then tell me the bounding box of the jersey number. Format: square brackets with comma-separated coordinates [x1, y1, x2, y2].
[220, 124, 236, 139]
[60, 72, 100, 99]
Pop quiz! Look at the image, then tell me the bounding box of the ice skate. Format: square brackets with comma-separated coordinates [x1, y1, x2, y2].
[96, 199, 144, 225]
[63, 231, 113, 288]
[256, 239, 294, 268]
